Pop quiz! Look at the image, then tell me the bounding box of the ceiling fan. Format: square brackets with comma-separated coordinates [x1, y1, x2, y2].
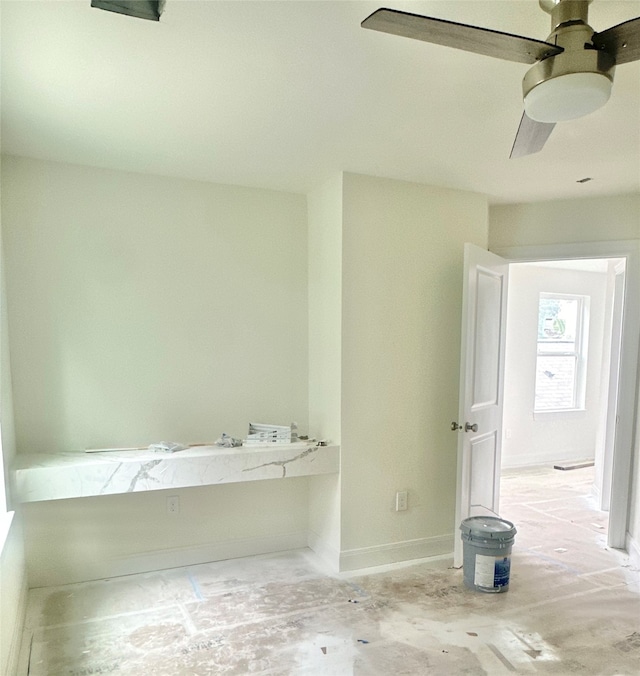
[362, 0, 640, 158]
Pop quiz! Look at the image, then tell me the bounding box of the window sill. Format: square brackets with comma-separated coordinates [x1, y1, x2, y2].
[533, 408, 587, 420]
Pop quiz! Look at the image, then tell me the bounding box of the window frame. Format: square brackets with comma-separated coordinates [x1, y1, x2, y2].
[534, 292, 589, 412]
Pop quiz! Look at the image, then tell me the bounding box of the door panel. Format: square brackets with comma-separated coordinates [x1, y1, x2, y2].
[472, 269, 503, 407]
[469, 432, 499, 516]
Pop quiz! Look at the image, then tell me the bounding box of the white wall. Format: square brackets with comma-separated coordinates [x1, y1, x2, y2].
[489, 193, 640, 552]
[2, 156, 309, 452]
[307, 175, 343, 567]
[1, 243, 16, 510]
[2, 156, 311, 585]
[490, 194, 640, 248]
[308, 174, 342, 447]
[339, 173, 488, 569]
[296, 171, 492, 571]
[4, 159, 491, 582]
[22, 478, 309, 588]
[1, 152, 26, 676]
[12, 157, 634, 586]
[502, 264, 609, 468]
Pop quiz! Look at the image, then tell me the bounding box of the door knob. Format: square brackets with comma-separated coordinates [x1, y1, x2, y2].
[465, 422, 478, 433]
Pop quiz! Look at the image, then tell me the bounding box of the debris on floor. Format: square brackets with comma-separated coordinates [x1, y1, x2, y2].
[17, 466, 640, 675]
[553, 460, 595, 470]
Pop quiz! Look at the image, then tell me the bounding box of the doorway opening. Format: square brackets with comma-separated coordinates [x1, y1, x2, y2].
[499, 257, 625, 557]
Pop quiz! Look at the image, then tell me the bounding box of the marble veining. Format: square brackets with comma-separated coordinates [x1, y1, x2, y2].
[12, 443, 339, 503]
[243, 446, 318, 479]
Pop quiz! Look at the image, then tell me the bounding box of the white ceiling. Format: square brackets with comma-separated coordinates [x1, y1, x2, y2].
[1, 0, 639, 204]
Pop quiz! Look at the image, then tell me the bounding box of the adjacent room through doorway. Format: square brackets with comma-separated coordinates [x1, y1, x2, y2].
[499, 257, 625, 557]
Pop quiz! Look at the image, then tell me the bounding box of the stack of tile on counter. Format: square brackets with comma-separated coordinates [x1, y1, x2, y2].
[244, 422, 298, 446]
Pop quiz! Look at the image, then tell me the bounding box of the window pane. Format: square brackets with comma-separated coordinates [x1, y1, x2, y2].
[535, 355, 577, 410]
[538, 297, 578, 350]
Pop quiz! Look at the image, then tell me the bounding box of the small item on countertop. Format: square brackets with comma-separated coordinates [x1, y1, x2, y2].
[215, 433, 243, 448]
[148, 441, 187, 453]
[244, 421, 298, 445]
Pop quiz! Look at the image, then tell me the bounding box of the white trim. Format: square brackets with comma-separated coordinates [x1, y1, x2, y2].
[28, 531, 309, 588]
[338, 552, 453, 578]
[1, 512, 28, 676]
[307, 529, 340, 572]
[626, 532, 640, 570]
[534, 292, 588, 412]
[491, 240, 640, 263]
[493, 240, 640, 551]
[5, 574, 28, 676]
[0, 510, 15, 556]
[532, 409, 587, 418]
[338, 534, 453, 572]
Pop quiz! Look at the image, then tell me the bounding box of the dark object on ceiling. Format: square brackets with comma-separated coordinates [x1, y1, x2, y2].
[91, 0, 165, 22]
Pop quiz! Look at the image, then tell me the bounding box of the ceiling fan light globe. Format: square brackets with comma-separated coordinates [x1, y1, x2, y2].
[524, 72, 612, 123]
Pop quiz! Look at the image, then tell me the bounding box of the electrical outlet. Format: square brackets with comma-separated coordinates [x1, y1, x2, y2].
[395, 491, 408, 512]
[167, 495, 180, 515]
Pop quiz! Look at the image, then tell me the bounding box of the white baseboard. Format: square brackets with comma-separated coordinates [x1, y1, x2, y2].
[28, 530, 458, 587]
[307, 529, 340, 572]
[29, 531, 309, 588]
[5, 573, 28, 676]
[626, 532, 640, 569]
[339, 533, 453, 572]
[1, 511, 29, 676]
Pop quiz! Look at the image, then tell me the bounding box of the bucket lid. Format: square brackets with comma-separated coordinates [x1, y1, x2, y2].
[460, 516, 517, 539]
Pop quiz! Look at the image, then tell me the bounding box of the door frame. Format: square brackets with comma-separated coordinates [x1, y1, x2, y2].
[492, 240, 640, 550]
[599, 260, 626, 512]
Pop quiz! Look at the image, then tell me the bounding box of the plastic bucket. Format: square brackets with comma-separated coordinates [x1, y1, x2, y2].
[460, 516, 517, 593]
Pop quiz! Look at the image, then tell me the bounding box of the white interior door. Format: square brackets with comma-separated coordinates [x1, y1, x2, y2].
[454, 244, 509, 567]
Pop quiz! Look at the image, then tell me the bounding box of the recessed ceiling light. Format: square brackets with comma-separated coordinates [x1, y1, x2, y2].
[576, 177, 593, 184]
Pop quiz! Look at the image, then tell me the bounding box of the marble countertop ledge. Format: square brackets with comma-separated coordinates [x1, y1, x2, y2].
[12, 443, 340, 503]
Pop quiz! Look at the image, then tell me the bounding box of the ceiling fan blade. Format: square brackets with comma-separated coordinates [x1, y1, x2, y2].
[361, 8, 563, 65]
[592, 16, 640, 65]
[510, 112, 555, 159]
[91, 0, 165, 21]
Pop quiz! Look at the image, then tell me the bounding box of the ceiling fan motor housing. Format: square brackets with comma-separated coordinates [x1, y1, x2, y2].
[524, 0, 615, 122]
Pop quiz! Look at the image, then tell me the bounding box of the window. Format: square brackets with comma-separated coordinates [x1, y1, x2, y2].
[534, 293, 589, 411]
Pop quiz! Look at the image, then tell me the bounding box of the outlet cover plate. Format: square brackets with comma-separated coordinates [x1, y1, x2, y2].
[396, 491, 408, 511]
[167, 495, 180, 515]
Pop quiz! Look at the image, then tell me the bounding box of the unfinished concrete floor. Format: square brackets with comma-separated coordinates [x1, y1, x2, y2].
[19, 466, 640, 675]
